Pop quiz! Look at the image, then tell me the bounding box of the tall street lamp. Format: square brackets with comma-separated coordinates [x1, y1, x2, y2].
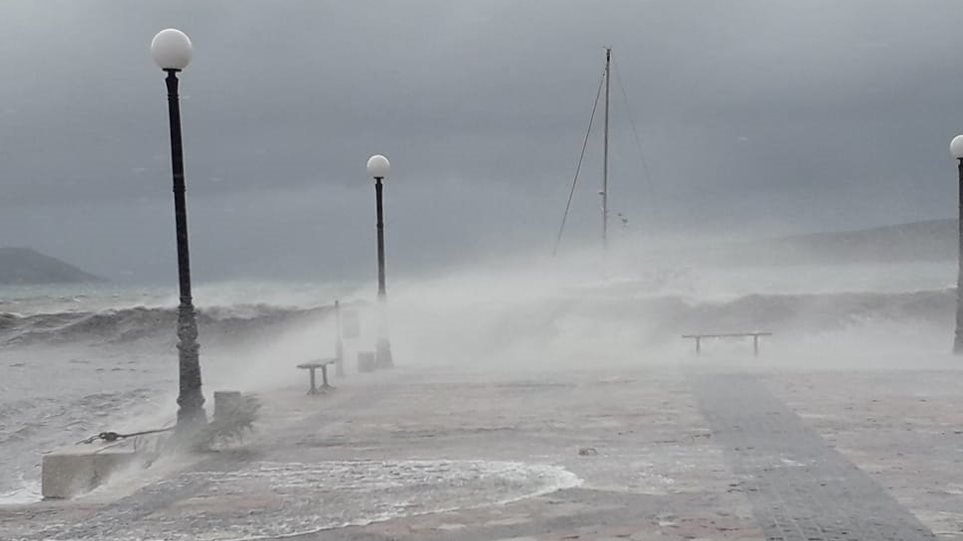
[952, 135, 963, 354]
[151, 29, 206, 429]
[366, 154, 393, 368]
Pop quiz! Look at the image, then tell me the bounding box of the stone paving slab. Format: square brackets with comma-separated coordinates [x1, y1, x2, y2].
[762, 371, 963, 540]
[693, 373, 938, 541]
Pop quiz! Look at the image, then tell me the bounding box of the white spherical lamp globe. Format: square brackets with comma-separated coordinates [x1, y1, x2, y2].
[366, 155, 390, 179]
[150, 29, 193, 70]
[952, 135, 963, 160]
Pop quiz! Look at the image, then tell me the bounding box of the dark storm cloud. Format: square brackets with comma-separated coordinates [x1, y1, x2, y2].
[2, 1, 963, 282]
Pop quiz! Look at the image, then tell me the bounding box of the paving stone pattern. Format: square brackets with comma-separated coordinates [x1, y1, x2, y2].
[692, 373, 937, 541]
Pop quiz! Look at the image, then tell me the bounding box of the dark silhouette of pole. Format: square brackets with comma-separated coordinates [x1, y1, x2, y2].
[956, 157, 963, 354]
[374, 176, 393, 368]
[165, 68, 206, 429]
[376, 178, 387, 300]
[334, 299, 344, 377]
[602, 47, 611, 251]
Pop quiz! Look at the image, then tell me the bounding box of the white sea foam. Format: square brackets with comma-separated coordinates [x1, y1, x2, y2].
[27, 459, 580, 541]
[0, 474, 40, 505]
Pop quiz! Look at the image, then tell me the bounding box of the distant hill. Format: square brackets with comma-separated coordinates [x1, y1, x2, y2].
[715, 219, 956, 266]
[0, 247, 104, 285]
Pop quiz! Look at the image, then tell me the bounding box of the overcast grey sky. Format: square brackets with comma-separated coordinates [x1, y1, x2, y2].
[2, 1, 963, 282]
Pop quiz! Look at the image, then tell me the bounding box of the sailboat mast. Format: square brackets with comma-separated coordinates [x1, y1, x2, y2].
[602, 48, 612, 250]
[602, 48, 611, 251]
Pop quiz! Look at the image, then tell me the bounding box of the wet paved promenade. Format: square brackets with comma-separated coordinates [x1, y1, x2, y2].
[694, 374, 937, 541]
[2, 364, 962, 540]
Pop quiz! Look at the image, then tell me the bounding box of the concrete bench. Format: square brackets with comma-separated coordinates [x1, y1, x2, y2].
[681, 332, 773, 357]
[297, 359, 336, 395]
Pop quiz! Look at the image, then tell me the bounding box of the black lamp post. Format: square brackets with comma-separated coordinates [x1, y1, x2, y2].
[953, 135, 963, 354]
[151, 29, 206, 429]
[366, 154, 393, 368]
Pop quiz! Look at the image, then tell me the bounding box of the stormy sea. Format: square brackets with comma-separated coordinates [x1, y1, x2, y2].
[1, 254, 958, 506]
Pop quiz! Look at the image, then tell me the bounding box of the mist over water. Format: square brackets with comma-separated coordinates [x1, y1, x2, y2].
[390, 239, 957, 374]
[0, 234, 958, 503]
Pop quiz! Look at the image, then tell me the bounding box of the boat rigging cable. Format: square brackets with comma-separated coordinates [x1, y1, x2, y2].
[552, 67, 606, 256]
[612, 57, 656, 221]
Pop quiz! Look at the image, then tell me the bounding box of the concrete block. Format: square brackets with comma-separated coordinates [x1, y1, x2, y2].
[42, 448, 139, 499]
[357, 351, 376, 373]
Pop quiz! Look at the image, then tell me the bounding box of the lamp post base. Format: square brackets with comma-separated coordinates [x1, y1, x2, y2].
[175, 304, 206, 432]
[175, 399, 207, 436]
[170, 403, 207, 450]
[376, 337, 393, 369]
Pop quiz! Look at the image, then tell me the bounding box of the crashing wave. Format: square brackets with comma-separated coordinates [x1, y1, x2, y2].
[0, 303, 336, 346]
[0, 289, 954, 346]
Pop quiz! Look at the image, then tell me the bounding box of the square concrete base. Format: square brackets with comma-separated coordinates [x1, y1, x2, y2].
[357, 351, 376, 373]
[42, 449, 139, 499]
